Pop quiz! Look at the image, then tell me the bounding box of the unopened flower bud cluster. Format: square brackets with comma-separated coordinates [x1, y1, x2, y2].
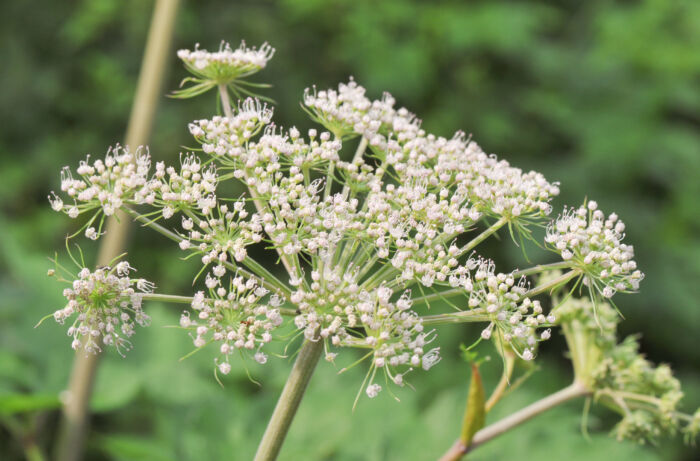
[595, 336, 688, 444]
[555, 295, 698, 445]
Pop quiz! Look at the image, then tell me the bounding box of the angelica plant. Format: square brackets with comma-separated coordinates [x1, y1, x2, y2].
[45, 40, 698, 460]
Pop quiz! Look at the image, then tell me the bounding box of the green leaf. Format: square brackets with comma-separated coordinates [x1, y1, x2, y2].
[90, 360, 142, 412]
[96, 434, 175, 461]
[0, 392, 61, 415]
[460, 364, 486, 448]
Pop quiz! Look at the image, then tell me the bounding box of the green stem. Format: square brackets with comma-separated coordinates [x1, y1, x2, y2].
[123, 207, 292, 298]
[218, 84, 233, 118]
[468, 382, 589, 451]
[456, 217, 507, 259]
[254, 339, 324, 461]
[440, 382, 589, 461]
[141, 292, 297, 316]
[420, 309, 489, 326]
[513, 261, 572, 277]
[341, 136, 368, 200]
[523, 269, 580, 299]
[411, 268, 579, 307]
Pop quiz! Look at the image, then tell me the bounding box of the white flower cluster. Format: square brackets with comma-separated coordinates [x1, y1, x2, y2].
[446, 257, 554, 359]
[180, 275, 284, 374]
[177, 41, 274, 82]
[188, 98, 273, 161]
[305, 80, 560, 221]
[303, 79, 374, 139]
[360, 287, 439, 396]
[48, 41, 646, 402]
[546, 201, 644, 298]
[53, 262, 152, 355]
[50, 145, 151, 219]
[147, 154, 219, 218]
[288, 261, 439, 398]
[176, 202, 263, 265]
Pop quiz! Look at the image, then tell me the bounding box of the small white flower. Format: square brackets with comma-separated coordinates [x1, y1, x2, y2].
[84, 227, 98, 240]
[218, 362, 231, 375]
[366, 383, 382, 398]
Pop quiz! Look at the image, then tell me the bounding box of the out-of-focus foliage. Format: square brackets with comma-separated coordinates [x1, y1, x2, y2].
[0, 0, 698, 459]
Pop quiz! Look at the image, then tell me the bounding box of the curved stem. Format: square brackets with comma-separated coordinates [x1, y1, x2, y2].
[439, 382, 588, 461]
[254, 339, 324, 461]
[485, 351, 515, 412]
[469, 382, 588, 451]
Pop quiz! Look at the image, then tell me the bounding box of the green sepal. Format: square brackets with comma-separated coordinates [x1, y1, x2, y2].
[460, 364, 486, 448]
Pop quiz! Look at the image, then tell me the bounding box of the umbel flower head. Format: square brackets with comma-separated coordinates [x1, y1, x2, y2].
[546, 200, 644, 299]
[174, 41, 275, 100]
[177, 41, 274, 83]
[49, 144, 151, 233]
[181, 275, 284, 375]
[47, 42, 649, 402]
[48, 258, 153, 356]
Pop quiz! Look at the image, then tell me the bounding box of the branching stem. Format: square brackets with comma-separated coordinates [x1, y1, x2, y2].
[217, 83, 296, 277]
[439, 381, 589, 461]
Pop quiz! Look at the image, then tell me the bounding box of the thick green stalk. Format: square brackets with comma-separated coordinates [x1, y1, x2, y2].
[54, 2, 180, 460]
[254, 339, 324, 461]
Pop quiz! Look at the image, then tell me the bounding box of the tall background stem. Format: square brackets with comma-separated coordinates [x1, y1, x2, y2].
[54, 1, 180, 460]
[254, 339, 324, 461]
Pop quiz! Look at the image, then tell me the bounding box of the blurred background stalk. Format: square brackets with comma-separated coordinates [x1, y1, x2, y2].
[54, 1, 180, 460]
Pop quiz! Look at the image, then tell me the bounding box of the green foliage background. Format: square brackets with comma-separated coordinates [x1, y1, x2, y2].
[0, 0, 698, 459]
